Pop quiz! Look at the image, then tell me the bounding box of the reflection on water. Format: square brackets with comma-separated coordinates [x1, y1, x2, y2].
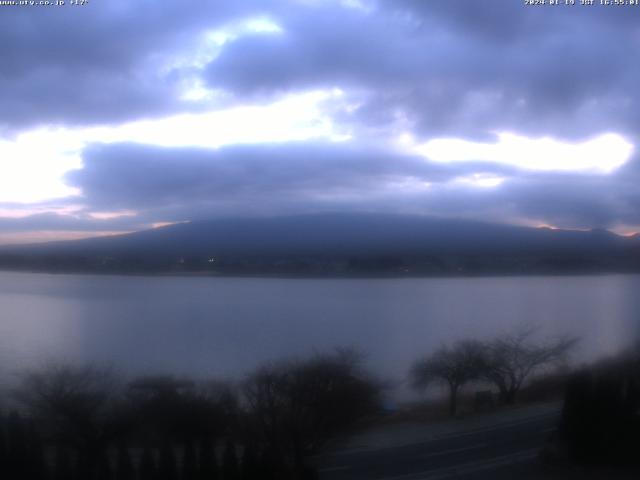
[0, 271, 638, 390]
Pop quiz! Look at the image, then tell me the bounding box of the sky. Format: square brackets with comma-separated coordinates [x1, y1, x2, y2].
[2, 0, 640, 244]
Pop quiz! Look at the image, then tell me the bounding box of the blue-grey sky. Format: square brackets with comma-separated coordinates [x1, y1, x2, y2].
[2, 0, 640, 243]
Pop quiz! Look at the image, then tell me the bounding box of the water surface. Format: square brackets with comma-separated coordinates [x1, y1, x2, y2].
[0, 271, 637, 393]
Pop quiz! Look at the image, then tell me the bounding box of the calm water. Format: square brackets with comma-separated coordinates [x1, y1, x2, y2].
[0, 271, 638, 391]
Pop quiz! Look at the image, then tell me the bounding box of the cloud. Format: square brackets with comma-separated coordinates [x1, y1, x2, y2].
[203, 1, 640, 141]
[57, 140, 640, 233]
[0, 212, 140, 233]
[2, 0, 640, 241]
[0, 0, 278, 130]
[5, 0, 640, 141]
[0, 89, 351, 205]
[65, 141, 457, 212]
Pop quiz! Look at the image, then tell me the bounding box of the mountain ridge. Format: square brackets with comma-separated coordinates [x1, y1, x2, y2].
[1, 213, 639, 275]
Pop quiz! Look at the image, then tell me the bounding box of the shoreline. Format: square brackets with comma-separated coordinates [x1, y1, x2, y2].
[0, 266, 638, 280]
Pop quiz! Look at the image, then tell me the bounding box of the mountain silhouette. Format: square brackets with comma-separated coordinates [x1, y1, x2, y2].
[1, 213, 639, 275]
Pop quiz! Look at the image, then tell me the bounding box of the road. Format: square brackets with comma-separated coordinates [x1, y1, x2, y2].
[316, 406, 560, 480]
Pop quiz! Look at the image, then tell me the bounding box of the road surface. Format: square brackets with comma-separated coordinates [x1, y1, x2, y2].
[316, 404, 560, 480]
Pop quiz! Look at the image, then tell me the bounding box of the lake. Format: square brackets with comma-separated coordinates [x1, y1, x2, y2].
[0, 271, 638, 397]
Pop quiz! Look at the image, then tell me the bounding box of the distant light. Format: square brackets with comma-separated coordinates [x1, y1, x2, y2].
[415, 132, 634, 174]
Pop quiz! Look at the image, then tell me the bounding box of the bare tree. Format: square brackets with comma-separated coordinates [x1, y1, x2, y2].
[243, 348, 381, 475]
[15, 364, 119, 439]
[480, 327, 577, 404]
[410, 340, 485, 416]
[14, 364, 120, 480]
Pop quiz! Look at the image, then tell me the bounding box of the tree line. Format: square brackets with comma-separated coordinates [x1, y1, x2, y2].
[0, 329, 579, 479]
[0, 349, 380, 480]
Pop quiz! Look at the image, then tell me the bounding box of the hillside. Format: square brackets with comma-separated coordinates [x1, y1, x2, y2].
[0, 213, 638, 275]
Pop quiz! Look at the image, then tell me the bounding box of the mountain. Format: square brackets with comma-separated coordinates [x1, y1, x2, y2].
[1, 213, 639, 275]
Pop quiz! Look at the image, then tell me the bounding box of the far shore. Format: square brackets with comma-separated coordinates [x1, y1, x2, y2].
[1, 266, 638, 280]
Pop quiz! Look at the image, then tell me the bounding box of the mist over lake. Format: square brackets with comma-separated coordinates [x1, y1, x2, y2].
[1, 271, 637, 396]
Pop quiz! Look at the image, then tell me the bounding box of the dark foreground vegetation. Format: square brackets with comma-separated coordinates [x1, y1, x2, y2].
[0, 349, 381, 480]
[2, 333, 639, 479]
[552, 348, 640, 469]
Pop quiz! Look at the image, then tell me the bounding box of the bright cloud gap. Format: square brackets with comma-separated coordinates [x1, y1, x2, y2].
[414, 132, 634, 174]
[0, 89, 350, 205]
